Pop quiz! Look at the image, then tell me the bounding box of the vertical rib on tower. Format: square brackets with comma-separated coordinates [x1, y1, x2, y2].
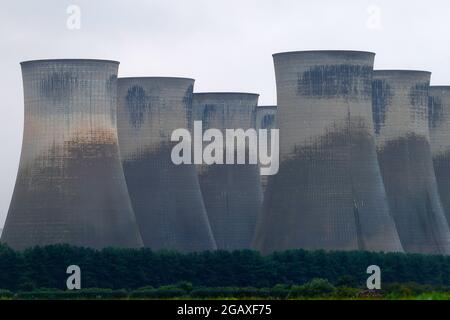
[255, 106, 278, 194]
[1, 59, 143, 250]
[192, 93, 263, 250]
[373, 71, 450, 254]
[253, 51, 403, 254]
[117, 77, 216, 252]
[429, 86, 450, 228]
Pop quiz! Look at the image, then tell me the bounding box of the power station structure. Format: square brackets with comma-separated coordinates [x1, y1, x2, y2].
[3, 54, 450, 255]
[372, 71, 450, 254]
[192, 93, 263, 250]
[255, 105, 278, 194]
[117, 77, 216, 252]
[429, 86, 450, 228]
[1, 59, 143, 250]
[253, 51, 403, 254]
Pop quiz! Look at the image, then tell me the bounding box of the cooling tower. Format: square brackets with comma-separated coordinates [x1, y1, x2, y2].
[1, 59, 143, 250]
[429, 86, 450, 228]
[117, 77, 216, 252]
[255, 106, 278, 194]
[192, 93, 263, 250]
[373, 71, 450, 254]
[253, 51, 403, 254]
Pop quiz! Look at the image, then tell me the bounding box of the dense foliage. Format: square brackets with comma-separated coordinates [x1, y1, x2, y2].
[0, 280, 449, 300]
[0, 243, 449, 291]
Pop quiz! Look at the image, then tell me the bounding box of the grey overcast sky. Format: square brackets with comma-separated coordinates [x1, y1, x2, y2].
[1, 0, 450, 226]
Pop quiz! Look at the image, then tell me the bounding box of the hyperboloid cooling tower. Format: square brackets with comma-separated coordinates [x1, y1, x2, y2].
[117, 77, 216, 252]
[373, 71, 450, 254]
[253, 51, 403, 254]
[1, 59, 143, 250]
[192, 93, 263, 250]
[429, 86, 450, 228]
[255, 106, 278, 194]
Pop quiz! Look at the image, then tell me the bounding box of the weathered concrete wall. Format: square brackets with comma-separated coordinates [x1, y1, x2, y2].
[373, 71, 450, 254]
[254, 51, 403, 254]
[255, 105, 278, 194]
[117, 78, 216, 252]
[192, 93, 263, 250]
[428, 86, 450, 229]
[1, 59, 143, 250]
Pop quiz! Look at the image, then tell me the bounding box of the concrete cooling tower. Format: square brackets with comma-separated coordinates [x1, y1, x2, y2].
[253, 51, 403, 254]
[429, 86, 450, 228]
[1, 59, 143, 250]
[117, 77, 216, 252]
[373, 71, 450, 254]
[192, 93, 263, 250]
[255, 106, 278, 194]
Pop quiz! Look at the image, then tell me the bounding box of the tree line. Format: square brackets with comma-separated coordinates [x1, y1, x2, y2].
[0, 243, 449, 291]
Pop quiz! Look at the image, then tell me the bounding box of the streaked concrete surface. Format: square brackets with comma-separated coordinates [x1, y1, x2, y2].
[117, 77, 216, 252]
[373, 71, 450, 254]
[429, 86, 450, 229]
[255, 105, 277, 194]
[1, 59, 143, 250]
[254, 51, 403, 254]
[192, 93, 263, 250]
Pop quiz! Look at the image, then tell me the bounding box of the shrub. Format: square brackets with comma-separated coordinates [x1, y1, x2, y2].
[0, 289, 13, 299]
[268, 284, 290, 299]
[333, 286, 360, 299]
[16, 288, 128, 300]
[288, 278, 336, 298]
[190, 287, 237, 299]
[130, 286, 186, 299]
[69, 288, 128, 299]
[17, 289, 62, 300]
[383, 282, 444, 299]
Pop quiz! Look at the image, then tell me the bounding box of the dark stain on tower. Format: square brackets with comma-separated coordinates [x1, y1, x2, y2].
[428, 95, 443, 129]
[372, 79, 392, 134]
[261, 114, 275, 129]
[125, 85, 150, 129]
[183, 84, 194, 129]
[40, 72, 79, 101]
[201, 104, 222, 130]
[409, 83, 430, 124]
[297, 65, 373, 99]
[410, 83, 430, 107]
[256, 106, 278, 195]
